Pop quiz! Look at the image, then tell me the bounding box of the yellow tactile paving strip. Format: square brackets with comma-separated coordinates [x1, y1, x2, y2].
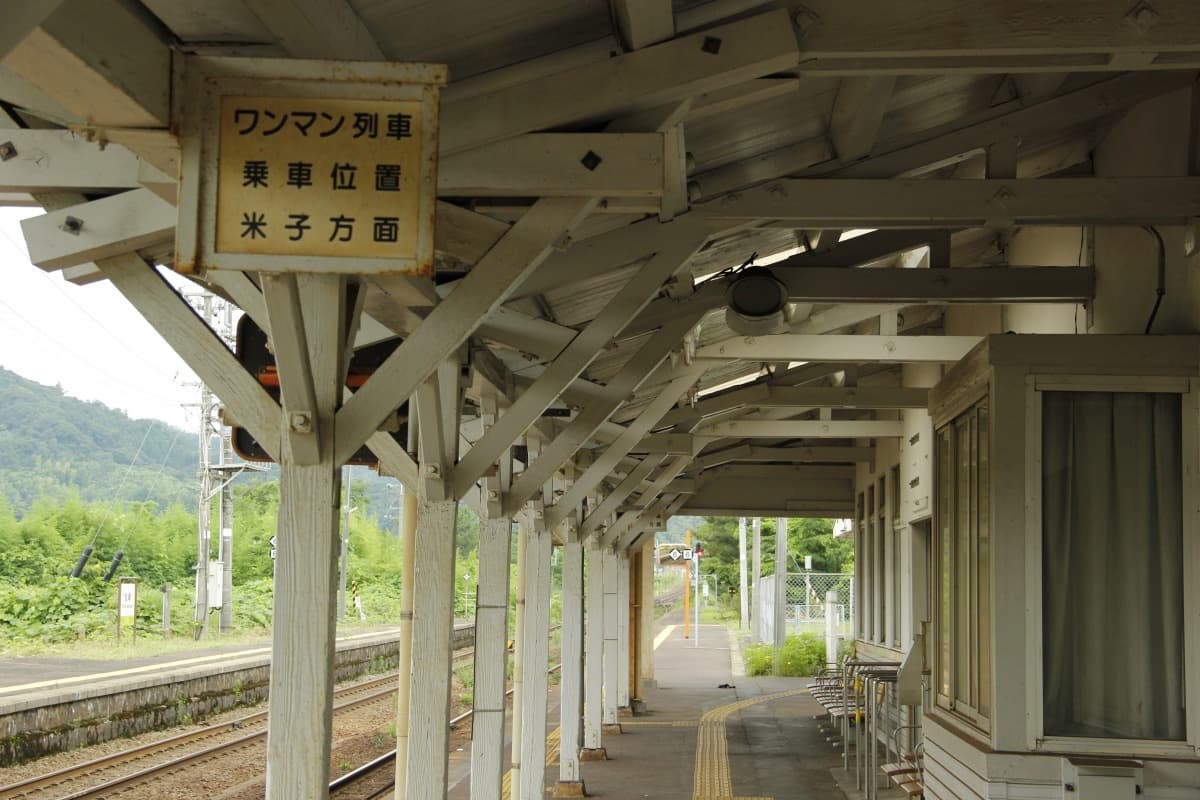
[500, 726, 560, 800]
[692, 688, 808, 800]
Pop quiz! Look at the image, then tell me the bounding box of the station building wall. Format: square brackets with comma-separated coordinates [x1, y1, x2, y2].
[851, 87, 1200, 798]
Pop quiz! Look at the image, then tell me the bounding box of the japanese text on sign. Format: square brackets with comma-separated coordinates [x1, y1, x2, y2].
[119, 582, 136, 618]
[215, 96, 424, 260]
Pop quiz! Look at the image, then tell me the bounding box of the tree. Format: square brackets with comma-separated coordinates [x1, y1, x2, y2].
[693, 515, 854, 604]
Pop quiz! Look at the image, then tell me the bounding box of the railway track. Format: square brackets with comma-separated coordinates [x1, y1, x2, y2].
[0, 672, 401, 800]
[2, 631, 547, 800]
[329, 660, 563, 799]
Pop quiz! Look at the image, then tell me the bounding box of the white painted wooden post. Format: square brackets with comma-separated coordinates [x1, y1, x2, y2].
[468, 462, 511, 800]
[556, 521, 586, 796]
[581, 537, 606, 758]
[738, 517, 749, 631]
[639, 538, 656, 691]
[404, 360, 461, 800]
[264, 274, 348, 800]
[751, 518, 762, 642]
[519, 505, 553, 800]
[509, 518, 527, 796]
[267, 460, 340, 798]
[616, 552, 631, 711]
[469, 393, 512, 800]
[393, 452, 418, 799]
[405, 493, 457, 796]
[601, 550, 621, 731]
[774, 517, 788, 656]
[470, 511, 512, 800]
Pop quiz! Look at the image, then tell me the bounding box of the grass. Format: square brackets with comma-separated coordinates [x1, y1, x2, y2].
[742, 632, 829, 677]
[0, 628, 276, 659]
[698, 602, 738, 625]
[0, 620, 404, 660]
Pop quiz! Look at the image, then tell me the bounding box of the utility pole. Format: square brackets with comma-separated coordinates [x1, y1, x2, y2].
[218, 427, 235, 633]
[193, 295, 214, 640]
[217, 297, 237, 635]
[188, 292, 251, 638]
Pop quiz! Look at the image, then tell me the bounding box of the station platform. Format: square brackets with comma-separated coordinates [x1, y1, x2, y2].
[0, 624, 470, 764]
[0, 627, 400, 692]
[517, 622, 849, 800]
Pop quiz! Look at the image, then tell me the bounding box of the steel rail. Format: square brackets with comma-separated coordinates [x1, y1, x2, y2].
[49, 681, 401, 800]
[0, 672, 400, 800]
[1, 631, 479, 800]
[333, 658, 563, 798]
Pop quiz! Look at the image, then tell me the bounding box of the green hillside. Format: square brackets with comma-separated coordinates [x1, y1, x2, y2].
[0, 367, 197, 515]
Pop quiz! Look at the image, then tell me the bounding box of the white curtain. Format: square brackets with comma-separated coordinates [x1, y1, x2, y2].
[1042, 391, 1185, 740]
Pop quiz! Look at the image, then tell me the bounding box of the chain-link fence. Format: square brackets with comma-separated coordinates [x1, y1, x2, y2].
[757, 572, 854, 644]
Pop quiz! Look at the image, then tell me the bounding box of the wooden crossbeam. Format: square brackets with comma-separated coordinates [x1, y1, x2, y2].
[547, 364, 706, 530]
[261, 274, 321, 466]
[333, 198, 597, 465]
[20, 189, 176, 271]
[829, 76, 896, 161]
[440, 133, 668, 197]
[693, 71, 1197, 198]
[242, 0, 384, 60]
[449, 223, 705, 500]
[440, 10, 798, 155]
[790, 0, 1200, 72]
[98, 253, 282, 460]
[759, 386, 928, 409]
[0, 130, 141, 193]
[4, 0, 170, 128]
[770, 265, 1094, 303]
[505, 309, 705, 517]
[697, 334, 979, 363]
[699, 419, 904, 438]
[696, 444, 876, 470]
[610, 0, 674, 51]
[697, 178, 1200, 226]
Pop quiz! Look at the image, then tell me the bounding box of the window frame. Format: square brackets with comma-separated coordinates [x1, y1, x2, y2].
[891, 465, 902, 648]
[855, 491, 865, 638]
[877, 475, 887, 644]
[933, 397, 991, 734]
[1023, 374, 1200, 757]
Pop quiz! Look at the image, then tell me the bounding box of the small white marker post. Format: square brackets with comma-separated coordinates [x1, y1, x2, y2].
[693, 551, 700, 648]
[116, 578, 137, 645]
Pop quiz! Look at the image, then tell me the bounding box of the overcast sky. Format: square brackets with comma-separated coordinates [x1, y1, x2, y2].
[0, 207, 198, 431]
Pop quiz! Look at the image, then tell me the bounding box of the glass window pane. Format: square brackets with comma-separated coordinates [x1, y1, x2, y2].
[1041, 391, 1185, 740]
[937, 426, 952, 698]
[977, 403, 991, 718]
[892, 467, 902, 645]
[955, 419, 971, 703]
[878, 478, 886, 643]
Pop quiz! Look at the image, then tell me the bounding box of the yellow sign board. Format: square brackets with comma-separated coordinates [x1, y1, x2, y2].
[175, 58, 445, 275]
[215, 96, 424, 260]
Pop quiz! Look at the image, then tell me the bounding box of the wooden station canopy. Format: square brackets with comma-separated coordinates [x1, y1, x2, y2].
[4, 0, 1200, 533]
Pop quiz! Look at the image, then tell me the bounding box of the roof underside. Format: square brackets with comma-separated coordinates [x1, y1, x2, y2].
[3, 0, 1197, 531]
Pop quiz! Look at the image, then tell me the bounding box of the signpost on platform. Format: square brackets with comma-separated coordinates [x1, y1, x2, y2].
[658, 536, 699, 639]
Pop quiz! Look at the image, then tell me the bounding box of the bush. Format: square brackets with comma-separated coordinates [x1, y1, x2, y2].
[742, 632, 828, 677]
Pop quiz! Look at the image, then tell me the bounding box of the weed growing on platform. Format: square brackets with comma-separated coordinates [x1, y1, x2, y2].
[742, 632, 827, 677]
